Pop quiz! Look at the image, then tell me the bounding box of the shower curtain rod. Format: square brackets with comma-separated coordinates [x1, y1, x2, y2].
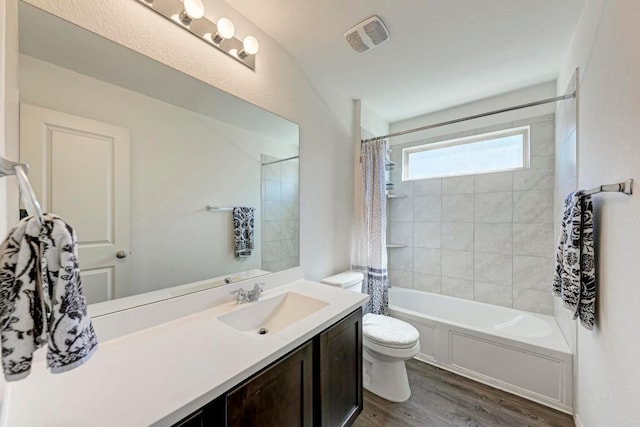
[362, 92, 576, 143]
[261, 155, 299, 166]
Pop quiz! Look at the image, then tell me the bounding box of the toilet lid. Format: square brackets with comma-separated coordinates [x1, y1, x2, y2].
[363, 313, 419, 349]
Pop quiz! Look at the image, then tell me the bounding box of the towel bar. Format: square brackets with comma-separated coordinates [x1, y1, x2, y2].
[584, 179, 633, 195]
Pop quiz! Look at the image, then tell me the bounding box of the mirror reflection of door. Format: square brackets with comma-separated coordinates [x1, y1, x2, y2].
[19, 103, 131, 304]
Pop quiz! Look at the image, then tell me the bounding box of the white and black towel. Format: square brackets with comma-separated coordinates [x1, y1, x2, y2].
[0, 214, 98, 381]
[553, 191, 596, 329]
[233, 207, 255, 258]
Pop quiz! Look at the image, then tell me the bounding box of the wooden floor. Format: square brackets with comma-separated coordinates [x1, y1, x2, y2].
[353, 360, 575, 427]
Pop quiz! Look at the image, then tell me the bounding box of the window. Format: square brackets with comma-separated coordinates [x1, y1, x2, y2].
[402, 126, 530, 181]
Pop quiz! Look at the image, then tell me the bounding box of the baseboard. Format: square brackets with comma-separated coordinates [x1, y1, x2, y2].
[574, 412, 585, 427]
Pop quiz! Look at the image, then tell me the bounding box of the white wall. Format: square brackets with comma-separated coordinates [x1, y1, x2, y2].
[558, 0, 640, 425]
[14, 0, 354, 281]
[19, 54, 298, 297]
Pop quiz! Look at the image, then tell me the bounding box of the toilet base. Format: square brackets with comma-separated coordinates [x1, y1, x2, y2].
[362, 347, 413, 402]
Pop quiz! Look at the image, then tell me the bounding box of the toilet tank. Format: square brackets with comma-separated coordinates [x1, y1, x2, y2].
[321, 271, 364, 292]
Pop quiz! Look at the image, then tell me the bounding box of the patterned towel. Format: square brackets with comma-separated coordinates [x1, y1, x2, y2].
[233, 207, 255, 258]
[552, 191, 596, 329]
[0, 214, 98, 381]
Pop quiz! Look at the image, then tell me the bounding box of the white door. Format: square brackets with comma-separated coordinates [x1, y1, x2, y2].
[20, 103, 130, 304]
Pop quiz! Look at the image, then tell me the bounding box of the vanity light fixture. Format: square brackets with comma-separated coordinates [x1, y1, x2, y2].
[136, 0, 259, 70]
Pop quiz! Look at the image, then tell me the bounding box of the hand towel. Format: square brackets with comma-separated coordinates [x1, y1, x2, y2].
[552, 191, 596, 329]
[233, 207, 255, 258]
[0, 214, 98, 381]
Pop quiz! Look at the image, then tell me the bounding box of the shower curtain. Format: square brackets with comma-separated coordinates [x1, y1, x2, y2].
[352, 138, 389, 315]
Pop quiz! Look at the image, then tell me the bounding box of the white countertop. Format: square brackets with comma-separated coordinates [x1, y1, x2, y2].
[2, 279, 368, 426]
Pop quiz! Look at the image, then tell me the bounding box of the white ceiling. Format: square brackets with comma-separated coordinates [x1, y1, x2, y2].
[225, 0, 586, 123]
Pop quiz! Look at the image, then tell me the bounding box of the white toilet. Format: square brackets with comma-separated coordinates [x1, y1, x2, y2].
[321, 271, 420, 402]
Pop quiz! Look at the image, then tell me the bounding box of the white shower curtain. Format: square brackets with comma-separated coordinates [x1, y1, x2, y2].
[352, 138, 388, 315]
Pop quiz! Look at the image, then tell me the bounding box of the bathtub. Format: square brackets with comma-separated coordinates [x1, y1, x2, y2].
[389, 287, 573, 413]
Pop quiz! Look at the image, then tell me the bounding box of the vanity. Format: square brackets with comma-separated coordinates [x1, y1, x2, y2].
[1, 268, 368, 426]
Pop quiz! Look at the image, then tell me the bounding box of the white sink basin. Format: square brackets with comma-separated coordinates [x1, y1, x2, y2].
[218, 292, 329, 335]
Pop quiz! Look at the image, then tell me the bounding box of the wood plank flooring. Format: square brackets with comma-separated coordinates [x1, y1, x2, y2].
[353, 359, 575, 427]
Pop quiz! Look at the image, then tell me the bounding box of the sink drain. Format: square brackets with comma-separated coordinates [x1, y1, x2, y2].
[258, 328, 269, 335]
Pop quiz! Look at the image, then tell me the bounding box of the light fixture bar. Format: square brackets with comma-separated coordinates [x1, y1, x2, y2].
[135, 0, 257, 70]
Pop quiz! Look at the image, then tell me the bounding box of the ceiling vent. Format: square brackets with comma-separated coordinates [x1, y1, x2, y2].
[344, 15, 390, 53]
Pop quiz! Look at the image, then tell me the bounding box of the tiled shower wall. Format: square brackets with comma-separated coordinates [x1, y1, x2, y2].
[387, 114, 556, 315]
[554, 75, 578, 350]
[261, 155, 300, 272]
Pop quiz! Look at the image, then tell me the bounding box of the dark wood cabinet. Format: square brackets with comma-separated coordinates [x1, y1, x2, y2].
[172, 307, 362, 427]
[227, 341, 313, 427]
[316, 309, 363, 427]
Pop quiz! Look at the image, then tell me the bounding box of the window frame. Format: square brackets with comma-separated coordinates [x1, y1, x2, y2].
[402, 125, 531, 181]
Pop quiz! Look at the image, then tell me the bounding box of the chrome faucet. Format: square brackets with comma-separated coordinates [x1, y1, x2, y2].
[233, 283, 264, 304]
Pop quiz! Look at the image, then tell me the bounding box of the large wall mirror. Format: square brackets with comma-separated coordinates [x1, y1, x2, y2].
[17, 2, 300, 308]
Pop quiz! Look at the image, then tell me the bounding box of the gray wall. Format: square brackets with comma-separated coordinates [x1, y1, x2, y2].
[388, 114, 556, 315]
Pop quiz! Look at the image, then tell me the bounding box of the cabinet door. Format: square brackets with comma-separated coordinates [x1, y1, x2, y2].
[317, 308, 363, 427]
[227, 341, 314, 427]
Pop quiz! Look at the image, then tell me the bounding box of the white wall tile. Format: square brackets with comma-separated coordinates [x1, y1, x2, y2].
[388, 269, 413, 288]
[389, 196, 413, 222]
[414, 248, 442, 275]
[262, 221, 281, 241]
[442, 277, 474, 300]
[513, 190, 554, 223]
[413, 195, 442, 222]
[414, 178, 442, 195]
[413, 273, 442, 294]
[390, 222, 414, 246]
[513, 223, 554, 256]
[414, 222, 441, 248]
[281, 201, 297, 220]
[264, 163, 281, 181]
[474, 282, 512, 307]
[281, 220, 298, 240]
[475, 252, 512, 286]
[265, 180, 281, 201]
[442, 223, 474, 251]
[389, 246, 413, 271]
[442, 249, 474, 280]
[530, 121, 555, 156]
[442, 175, 474, 194]
[392, 179, 414, 197]
[264, 200, 281, 221]
[475, 223, 512, 254]
[442, 194, 474, 222]
[513, 255, 554, 291]
[280, 182, 297, 202]
[474, 172, 513, 193]
[532, 154, 555, 170]
[474, 192, 513, 222]
[513, 289, 553, 315]
[513, 168, 554, 191]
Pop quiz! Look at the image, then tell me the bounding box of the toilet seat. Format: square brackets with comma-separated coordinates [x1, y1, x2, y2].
[363, 313, 419, 349]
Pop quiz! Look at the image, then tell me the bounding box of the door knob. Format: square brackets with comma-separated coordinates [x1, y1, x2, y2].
[116, 250, 128, 259]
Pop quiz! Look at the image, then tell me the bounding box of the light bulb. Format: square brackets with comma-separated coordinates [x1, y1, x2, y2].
[238, 35, 259, 59]
[211, 18, 235, 44]
[217, 18, 235, 39]
[243, 36, 259, 55]
[179, 0, 205, 25]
